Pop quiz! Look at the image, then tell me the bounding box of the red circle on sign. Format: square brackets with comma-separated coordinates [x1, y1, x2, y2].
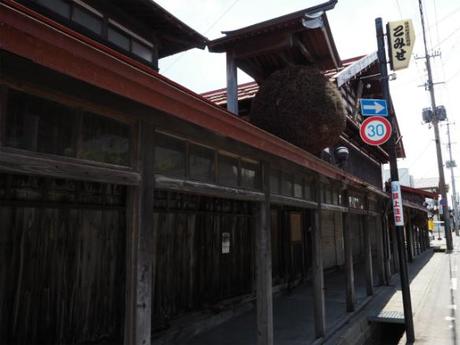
[359, 117, 392, 146]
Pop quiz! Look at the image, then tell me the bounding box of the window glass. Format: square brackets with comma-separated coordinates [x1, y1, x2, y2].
[324, 185, 332, 204]
[5, 90, 75, 157]
[36, 0, 71, 18]
[304, 180, 312, 200]
[108, 26, 130, 50]
[218, 155, 238, 187]
[132, 40, 153, 62]
[282, 174, 293, 196]
[190, 144, 214, 182]
[241, 160, 259, 189]
[154, 133, 186, 178]
[72, 6, 103, 34]
[294, 176, 303, 199]
[332, 189, 338, 205]
[270, 170, 280, 194]
[79, 112, 130, 165]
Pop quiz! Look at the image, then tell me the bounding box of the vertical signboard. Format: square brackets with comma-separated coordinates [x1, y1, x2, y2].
[387, 19, 416, 71]
[391, 181, 405, 226]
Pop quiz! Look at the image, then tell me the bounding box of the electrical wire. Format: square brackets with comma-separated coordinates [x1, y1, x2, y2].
[163, 0, 241, 73]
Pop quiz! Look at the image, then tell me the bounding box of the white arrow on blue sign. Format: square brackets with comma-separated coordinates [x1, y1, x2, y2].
[360, 98, 388, 116]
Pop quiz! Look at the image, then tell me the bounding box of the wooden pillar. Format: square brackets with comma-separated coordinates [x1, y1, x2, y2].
[125, 121, 154, 345]
[363, 203, 374, 295]
[375, 214, 386, 286]
[312, 201, 326, 337]
[255, 162, 273, 345]
[342, 190, 355, 312]
[226, 51, 239, 115]
[405, 210, 414, 262]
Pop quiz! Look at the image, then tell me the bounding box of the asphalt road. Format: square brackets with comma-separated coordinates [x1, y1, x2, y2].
[403, 235, 460, 344]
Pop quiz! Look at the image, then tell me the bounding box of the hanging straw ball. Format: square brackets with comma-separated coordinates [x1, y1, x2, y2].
[250, 65, 346, 154]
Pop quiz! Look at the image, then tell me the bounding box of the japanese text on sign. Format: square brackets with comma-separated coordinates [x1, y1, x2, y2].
[391, 181, 404, 226]
[387, 19, 415, 71]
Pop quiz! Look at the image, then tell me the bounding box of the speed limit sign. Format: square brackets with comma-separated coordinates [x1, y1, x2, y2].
[359, 116, 392, 146]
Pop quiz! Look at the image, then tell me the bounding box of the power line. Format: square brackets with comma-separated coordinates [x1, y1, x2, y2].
[163, 0, 241, 73]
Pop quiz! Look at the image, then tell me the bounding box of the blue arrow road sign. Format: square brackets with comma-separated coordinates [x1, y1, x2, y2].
[360, 98, 388, 116]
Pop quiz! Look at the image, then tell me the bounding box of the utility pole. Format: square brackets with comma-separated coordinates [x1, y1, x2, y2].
[375, 17, 415, 343]
[418, 0, 453, 251]
[446, 122, 458, 235]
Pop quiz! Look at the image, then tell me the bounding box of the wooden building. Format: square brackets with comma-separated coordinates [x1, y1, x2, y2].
[0, 1, 430, 345]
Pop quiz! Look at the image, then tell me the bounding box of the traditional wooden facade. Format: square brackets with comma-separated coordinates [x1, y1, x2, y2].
[0, 1, 430, 345]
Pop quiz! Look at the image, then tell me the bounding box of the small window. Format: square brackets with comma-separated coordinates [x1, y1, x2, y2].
[5, 90, 75, 157]
[190, 144, 214, 182]
[304, 180, 312, 200]
[282, 173, 293, 197]
[270, 170, 280, 194]
[241, 160, 259, 189]
[294, 176, 303, 199]
[79, 112, 130, 166]
[132, 40, 153, 62]
[218, 154, 238, 187]
[72, 6, 103, 34]
[108, 25, 130, 50]
[36, 0, 71, 18]
[154, 133, 186, 178]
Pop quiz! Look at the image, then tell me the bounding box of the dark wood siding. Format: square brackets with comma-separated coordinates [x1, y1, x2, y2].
[0, 173, 126, 344]
[152, 191, 255, 331]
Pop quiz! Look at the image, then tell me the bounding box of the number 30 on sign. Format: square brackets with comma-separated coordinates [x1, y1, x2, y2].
[359, 116, 392, 146]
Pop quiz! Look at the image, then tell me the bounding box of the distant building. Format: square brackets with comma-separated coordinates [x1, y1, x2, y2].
[382, 168, 414, 188]
[413, 177, 449, 194]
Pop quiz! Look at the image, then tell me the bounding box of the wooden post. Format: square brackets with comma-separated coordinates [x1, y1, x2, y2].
[312, 194, 326, 337]
[226, 51, 239, 115]
[255, 162, 273, 345]
[405, 210, 414, 262]
[363, 197, 374, 296]
[342, 190, 355, 312]
[125, 121, 154, 345]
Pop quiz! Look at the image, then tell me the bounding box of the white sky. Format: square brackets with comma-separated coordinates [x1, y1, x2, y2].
[156, 0, 460, 199]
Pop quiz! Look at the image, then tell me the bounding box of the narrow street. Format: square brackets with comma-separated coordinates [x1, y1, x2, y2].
[397, 235, 460, 344]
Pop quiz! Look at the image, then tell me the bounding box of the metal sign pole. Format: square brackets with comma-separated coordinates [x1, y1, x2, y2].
[375, 17, 415, 342]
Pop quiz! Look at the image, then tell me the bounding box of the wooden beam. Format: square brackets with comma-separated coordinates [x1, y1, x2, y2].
[155, 175, 265, 202]
[0, 150, 141, 185]
[226, 51, 238, 115]
[342, 190, 356, 312]
[232, 32, 293, 59]
[312, 198, 326, 338]
[293, 36, 315, 63]
[270, 194, 318, 209]
[125, 121, 154, 345]
[255, 162, 273, 345]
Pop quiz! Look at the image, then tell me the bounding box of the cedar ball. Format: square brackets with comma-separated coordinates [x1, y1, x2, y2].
[250, 65, 346, 154]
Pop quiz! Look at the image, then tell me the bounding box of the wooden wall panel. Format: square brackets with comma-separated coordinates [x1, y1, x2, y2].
[321, 210, 336, 269]
[152, 192, 254, 331]
[0, 175, 126, 345]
